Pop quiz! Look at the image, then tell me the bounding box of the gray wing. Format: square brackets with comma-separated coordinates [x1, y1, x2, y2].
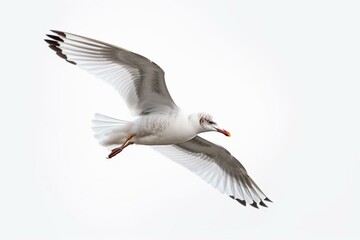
[153, 136, 272, 208]
[45, 30, 178, 116]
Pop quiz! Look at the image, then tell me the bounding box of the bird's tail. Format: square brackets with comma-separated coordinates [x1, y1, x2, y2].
[91, 113, 131, 148]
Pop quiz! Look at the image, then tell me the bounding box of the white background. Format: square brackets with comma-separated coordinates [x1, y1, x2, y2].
[1, 0, 360, 239]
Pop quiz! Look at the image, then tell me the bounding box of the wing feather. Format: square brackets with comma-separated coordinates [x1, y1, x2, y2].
[45, 30, 178, 116]
[153, 136, 271, 207]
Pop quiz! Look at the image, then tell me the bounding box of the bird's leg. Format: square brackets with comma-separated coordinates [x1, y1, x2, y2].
[107, 134, 136, 159]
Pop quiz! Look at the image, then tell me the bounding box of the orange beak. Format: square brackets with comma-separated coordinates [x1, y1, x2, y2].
[216, 128, 231, 137]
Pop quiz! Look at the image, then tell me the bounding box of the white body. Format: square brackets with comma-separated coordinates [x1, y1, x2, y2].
[93, 111, 200, 147]
[131, 111, 198, 145]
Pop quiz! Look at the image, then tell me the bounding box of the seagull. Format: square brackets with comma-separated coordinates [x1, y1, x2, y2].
[44, 30, 271, 208]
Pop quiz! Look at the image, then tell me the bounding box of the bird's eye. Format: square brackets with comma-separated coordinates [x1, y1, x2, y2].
[199, 116, 215, 126]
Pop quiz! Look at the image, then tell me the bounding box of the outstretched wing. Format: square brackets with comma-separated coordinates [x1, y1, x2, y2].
[153, 136, 272, 208]
[45, 30, 178, 116]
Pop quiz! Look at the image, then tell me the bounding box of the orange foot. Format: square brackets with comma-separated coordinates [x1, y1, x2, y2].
[107, 134, 135, 159]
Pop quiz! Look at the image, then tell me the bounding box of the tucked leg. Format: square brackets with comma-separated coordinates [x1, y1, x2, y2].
[107, 134, 135, 159]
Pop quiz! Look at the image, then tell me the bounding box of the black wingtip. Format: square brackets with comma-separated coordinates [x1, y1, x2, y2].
[45, 35, 76, 65]
[44, 39, 60, 46]
[264, 197, 273, 203]
[250, 201, 259, 209]
[56, 51, 67, 60]
[66, 59, 77, 65]
[230, 195, 247, 207]
[236, 199, 246, 206]
[50, 30, 66, 37]
[48, 45, 60, 52]
[259, 201, 268, 208]
[46, 34, 64, 42]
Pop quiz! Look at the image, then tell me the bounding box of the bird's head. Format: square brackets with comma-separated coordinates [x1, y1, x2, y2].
[191, 112, 231, 137]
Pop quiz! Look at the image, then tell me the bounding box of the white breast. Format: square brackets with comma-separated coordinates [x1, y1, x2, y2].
[132, 111, 198, 145]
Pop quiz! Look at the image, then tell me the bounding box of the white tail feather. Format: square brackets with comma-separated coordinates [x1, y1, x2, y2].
[92, 113, 131, 147]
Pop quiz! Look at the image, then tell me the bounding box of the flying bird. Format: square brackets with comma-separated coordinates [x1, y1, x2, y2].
[44, 30, 271, 208]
